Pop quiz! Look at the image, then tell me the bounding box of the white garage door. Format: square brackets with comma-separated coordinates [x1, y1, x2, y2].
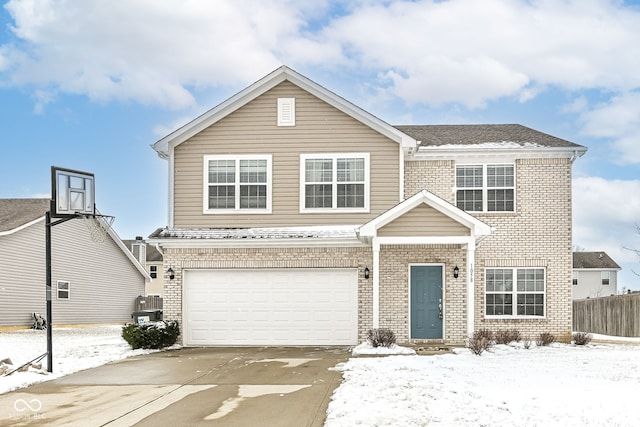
[183, 269, 358, 346]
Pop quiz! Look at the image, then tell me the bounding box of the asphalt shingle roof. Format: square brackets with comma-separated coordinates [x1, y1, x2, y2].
[0, 199, 50, 233]
[573, 252, 621, 269]
[395, 124, 583, 149]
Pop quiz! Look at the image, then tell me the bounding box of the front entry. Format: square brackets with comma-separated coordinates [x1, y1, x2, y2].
[410, 265, 443, 339]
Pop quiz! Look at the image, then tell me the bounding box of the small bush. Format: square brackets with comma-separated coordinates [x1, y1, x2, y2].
[523, 339, 532, 350]
[468, 330, 493, 355]
[495, 329, 522, 345]
[367, 328, 396, 348]
[536, 332, 556, 347]
[122, 321, 180, 350]
[573, 332, 593, 346]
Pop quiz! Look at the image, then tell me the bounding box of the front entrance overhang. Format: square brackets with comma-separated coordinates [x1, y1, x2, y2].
[357, 190, 493, 339]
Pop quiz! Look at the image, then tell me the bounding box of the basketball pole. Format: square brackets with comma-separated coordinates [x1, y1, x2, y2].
[45, 210, 73, 373]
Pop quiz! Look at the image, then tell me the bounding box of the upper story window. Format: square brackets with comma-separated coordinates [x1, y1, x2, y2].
[485, 268, 545, 317]
[601, 271, 610, 285]
[300, 153, 370, 212]
[149, 265, 157, 279]
[204, 155, 272, 214]
[456, 164, 515, 212]
[572, 271, 579, 286]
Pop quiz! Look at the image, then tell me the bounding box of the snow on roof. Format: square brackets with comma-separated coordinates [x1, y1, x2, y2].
[430, 141, 544, 149]
[154, 225, 360, 240]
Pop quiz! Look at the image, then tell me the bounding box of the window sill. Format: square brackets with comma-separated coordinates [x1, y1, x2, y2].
[484, 315, 547, 320]
[300, 208, 369, 214]
[203, 209, 272, 215]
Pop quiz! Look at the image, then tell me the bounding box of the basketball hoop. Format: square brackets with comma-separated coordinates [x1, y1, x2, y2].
[81, 214, 115, 244]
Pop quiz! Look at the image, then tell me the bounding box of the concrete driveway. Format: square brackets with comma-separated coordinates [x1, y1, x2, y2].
[1, 347, 350, 426]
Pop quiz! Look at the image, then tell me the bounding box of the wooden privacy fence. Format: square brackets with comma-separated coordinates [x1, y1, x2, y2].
[573, 293, 640, 337]
[134, 295, 163, 312]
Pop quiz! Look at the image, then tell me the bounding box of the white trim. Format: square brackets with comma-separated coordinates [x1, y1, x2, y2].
[411, 146, 587, 161]
[203, 154, 273, 214]
[398, 145, 405, 202]
[372, 245, 380, 329]
[359, 189, 493, 238]
[408, 263, 445, 340]
[0, 216, 44, 236]
[466, 245, 475, 337]
[149, 237, 366, 249]
[168, 146, 175, 227]
[299, 153, 370, 213]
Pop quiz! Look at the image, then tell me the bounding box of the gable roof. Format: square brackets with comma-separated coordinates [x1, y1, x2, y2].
[396, 124, 585, 149]
[152, 65, 417, 158]
[573, 252, 621, 270]
[0, 198, 150, 280]
[358, 190, 493, 239]
[123, 239, 164, 262]
[0, 198, 50, 234]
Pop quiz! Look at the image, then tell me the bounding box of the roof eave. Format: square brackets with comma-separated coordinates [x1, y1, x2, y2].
[412, 145, 587, 160]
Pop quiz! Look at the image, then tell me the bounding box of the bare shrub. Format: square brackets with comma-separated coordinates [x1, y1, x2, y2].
[573, 332, 593, 346]
[367, 328, 396, 348]
[468, 330, 493, 355]
[523, 339, 532, 349]
[495, 329, 522, 345]
[536, 332, 556, 347]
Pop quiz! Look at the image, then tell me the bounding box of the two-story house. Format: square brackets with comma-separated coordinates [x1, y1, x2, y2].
[573, 251, 621, 299]
[149, 66, 586, 346]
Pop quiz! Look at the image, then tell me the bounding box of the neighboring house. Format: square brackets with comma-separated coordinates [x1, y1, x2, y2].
[0, 199, 149, 328]
[149, 66, 587, 346]
[573, 251, 621, 299]
[124, 237, 164, 296]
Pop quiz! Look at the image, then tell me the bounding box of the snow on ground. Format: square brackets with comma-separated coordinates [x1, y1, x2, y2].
[326, 340, 640, 427]
[0, 325, 159, 395]
[3, 327, 640, 426]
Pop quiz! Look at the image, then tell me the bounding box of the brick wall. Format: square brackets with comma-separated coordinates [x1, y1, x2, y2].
[403, 157, 574, 342]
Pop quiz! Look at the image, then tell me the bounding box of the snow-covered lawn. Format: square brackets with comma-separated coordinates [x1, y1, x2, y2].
[0, 325, 157, 395]
[326, 338, 640, 427]
[2, 326, 640, 426]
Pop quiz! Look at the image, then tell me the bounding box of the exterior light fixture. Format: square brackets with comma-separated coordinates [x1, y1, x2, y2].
[453, 265, 459, 279]
[167, 267, 175, 280]
[364, 266, 370, 279]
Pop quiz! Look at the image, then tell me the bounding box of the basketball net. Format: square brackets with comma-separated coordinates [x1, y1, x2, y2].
[81, 214, 115, 244]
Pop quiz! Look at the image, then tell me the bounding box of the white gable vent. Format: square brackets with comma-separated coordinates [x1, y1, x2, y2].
[277, 98, 295, 126]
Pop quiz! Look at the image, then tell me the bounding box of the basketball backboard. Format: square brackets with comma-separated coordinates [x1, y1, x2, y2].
[51, 166, 95, 218]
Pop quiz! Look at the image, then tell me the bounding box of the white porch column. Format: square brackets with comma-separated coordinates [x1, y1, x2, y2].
[466, 243, 476, 337]
[372, 239, 380, 329]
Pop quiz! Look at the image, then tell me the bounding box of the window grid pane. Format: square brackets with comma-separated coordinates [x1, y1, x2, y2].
[456, 190, 483, 211]
[305, 184, 332, 208]
[337, 184, 365, 208]
[239, 159, 267, 183]
[487, 165, 514, 187]
[208, 185, 235, 209]
[488, 189, 514, 211]
[337, 158, 365, 182]
[305, 159, 332, 182]
[456, 166, 483, 187]
[209, 160, 235, 184]
[239, 185, 267, 209]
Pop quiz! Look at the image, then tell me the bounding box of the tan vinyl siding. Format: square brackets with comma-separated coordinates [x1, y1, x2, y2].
[0, 218, 146, 327]
[173, 81, 400, 228]
[377, 204, 470, 237]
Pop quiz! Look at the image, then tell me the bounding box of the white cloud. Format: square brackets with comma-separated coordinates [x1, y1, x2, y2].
[578, 91, 640, 164]
[2, 0, 640, 110]
[573, 176, 640, 264]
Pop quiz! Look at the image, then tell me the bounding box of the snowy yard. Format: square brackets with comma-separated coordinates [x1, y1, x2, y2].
[2, 326, 640, 426]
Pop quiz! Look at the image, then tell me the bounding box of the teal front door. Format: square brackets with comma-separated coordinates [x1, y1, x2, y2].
[410, 265, 443, 339]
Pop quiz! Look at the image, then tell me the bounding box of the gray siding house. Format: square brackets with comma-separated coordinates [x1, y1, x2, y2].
[573, 251, 622, 299]
[149, 66, 587, 346]
[0, 199, 149, 328]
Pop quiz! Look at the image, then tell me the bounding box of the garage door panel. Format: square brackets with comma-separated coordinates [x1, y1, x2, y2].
[183, 268, 357, 346]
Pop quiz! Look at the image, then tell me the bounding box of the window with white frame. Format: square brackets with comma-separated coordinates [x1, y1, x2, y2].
[301, 153, 369, 211]
[204, 155, 272, 213]
[485, 268, 545, 317]
[572, 271, 579, 286]
[601, 271, 610, 285]
[57, 280, 70, 300]
[456, 164, 515, 212]
[149, 265, 157, 279]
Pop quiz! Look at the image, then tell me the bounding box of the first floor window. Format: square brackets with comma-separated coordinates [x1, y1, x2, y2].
[204, 155, 272, 213]
[485, 268, 545, 317]
[57, 280, 70, 300]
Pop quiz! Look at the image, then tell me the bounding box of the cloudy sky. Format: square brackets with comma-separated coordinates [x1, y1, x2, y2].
[1, 0, 639, 290]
